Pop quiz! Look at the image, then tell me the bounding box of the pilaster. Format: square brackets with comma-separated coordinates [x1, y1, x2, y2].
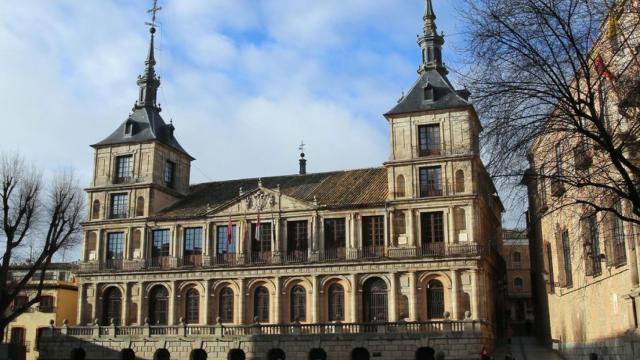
[451, 269, 459, 320]
[389, 272, 398, 321]
[274, 277, 281, 324]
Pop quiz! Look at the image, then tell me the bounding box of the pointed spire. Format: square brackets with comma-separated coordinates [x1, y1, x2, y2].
[135, 1, 162, 109]
[418, 0, 446, 74]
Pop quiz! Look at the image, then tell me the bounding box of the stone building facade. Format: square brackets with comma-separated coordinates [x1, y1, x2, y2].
[41, 1, 504, 359]
[524, 1, 640, 358]
[498, 230, 534, 335]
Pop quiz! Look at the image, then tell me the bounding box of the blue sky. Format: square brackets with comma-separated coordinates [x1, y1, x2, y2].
[0, 1, 522, 229]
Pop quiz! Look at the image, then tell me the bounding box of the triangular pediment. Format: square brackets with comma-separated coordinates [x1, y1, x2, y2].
[206, 187, 316, 217]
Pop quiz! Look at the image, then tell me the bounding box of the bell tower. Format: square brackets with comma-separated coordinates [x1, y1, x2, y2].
[86, 0, 193, 224]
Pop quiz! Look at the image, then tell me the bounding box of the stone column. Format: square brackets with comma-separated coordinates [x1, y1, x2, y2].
[349, 274, 358, 322]
[274, 277, 281, 324]
[312, 275, 320, 323]
[77, 284, 85, 324]
[238, 278, 245, 324]
[138, 282, 145, 325]
[122, 283, 129, 325]
[389, 272, 398, 321]
[451, 269, 459, 320]
[203, 280, 210, 325]
[408, 272, 418, 321]
[169, 281, 177, 325]
[470, 269, 479, 320]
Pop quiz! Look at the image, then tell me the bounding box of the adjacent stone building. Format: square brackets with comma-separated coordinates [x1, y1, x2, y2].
[524, 1, 640, 358]
[4, 263, 79, 360]
[41, 1, 504, 359]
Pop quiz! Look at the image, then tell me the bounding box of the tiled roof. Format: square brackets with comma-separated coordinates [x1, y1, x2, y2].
[92, 107, 193, 159]
[385, 69, 471, 116]
[157, 167, 389, 219]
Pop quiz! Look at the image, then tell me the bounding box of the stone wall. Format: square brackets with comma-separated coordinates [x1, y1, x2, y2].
[553, 333, 640, 360]
[39, 331, 491, 360]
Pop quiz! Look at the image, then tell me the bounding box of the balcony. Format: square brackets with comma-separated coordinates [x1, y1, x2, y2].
[419, 186, 443, 198]
[79, 244, 491, 274]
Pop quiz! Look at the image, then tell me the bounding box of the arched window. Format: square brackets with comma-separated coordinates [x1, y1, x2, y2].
[121, 349, 136, 360]
[396, 175, 406, 198]
[219, 287, 234, 323]
[190, 349, 207, 360]
[85, 232, 97, 260]
[149, 286, 169, 325]
[426, 280, 444, 319]
[102, 287, 122, 325]
[268, 349, 286, 360]
[290, 285, 306, 322]
[455, 170, 465, 193]
[154, 348, 170, 360]
[393, 211, 406, 240]
[254, 286, 270, 323]
[514, 277, 524, 289]
[136, 196, 145, 217]
[309, 349, 327, 360]
[328, 283, 344, 321]
[363, 278, 387, 322]
[92, 200, 100, 220]
[512, 251, 522, 264]
[185, 288, 200, 324]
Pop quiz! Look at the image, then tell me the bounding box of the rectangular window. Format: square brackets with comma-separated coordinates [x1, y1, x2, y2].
[324, 219, 346, 249]
[421, 212, 444, 244]
[562, 230, 573, 287]
[586, 214, 602, 276]
[152, 229, 171, 257]
[287, 221, 308, 252]
[362, 216, 384, 248]
[216, 225, 237, 255]
[106, 232, 124, 260]
[612, 201, 627, 266]
[419, 166, 443, 197]
[251, 222, 272, 253]
[39, 296, 54, 312]
[164, 160, 175, 188]
[418, 124, 441, 156]
[555, 143, 563, 176]
[114, 155, 133, 184]
[110, 193, 128, 219]
[183, 228, 203, 255]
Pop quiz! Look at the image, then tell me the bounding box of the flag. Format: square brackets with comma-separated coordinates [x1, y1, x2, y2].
[226, 217, 233, 245]
[594, 54, 615, 80]
[255, 213, 261, 241]
[607, 15, 619, 40]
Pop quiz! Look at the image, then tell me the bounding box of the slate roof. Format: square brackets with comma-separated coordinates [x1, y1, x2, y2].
[385, 69, 471, 116]
[92, 107, 193, 159]
[157, 167, 389, 219]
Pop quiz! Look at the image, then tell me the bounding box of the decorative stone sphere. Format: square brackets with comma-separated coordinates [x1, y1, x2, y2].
[464, 311, 472, 319]
[443, 311, 451, 319]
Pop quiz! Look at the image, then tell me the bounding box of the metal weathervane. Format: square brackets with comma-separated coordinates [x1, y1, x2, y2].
[146, 0, 162, 29]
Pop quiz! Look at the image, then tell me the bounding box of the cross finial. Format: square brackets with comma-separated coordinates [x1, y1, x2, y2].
[298, 141, 306, 153]
[146, 0, 162, 30]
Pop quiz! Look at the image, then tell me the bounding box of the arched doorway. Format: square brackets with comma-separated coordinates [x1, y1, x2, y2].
[102, 287, 122, 325]
[228, 349, 246, 360]
[190, 349, 207, 360]
[254, 286, 270, 322]
[328, 283, 344, 321]
[71, 348, 86, 360]
[268, 348, 286, 360]
[351, 348, 370, 360]
[121, 348, 136, 360]
[426, 280, 444, 319]
[154, 348, 170, 360]
[185, 288, 200, 324]
[309, 348, 327, 360]
[149, 286, 169, 325]
[415, 347, 436, 360]
[363, 277, 388, 322]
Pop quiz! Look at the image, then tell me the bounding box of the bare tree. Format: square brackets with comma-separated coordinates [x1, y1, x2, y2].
[0, 152, 84, 341]
[461, 0, 640, 223]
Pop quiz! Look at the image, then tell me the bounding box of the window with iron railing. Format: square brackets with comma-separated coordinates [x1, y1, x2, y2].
[38, 296, 55, 312]
[561, 230, 573, 287]
[585, 214, 602, 276]
[418, 124, 441, 156]
[110, 193, 128, 219]
[612, 201, 627, 266]
[421, 212, 444, 246]
[419, 166, 442, 197]
[216, 225, 237, 255]
[287, 221, 308, 259]
[114, 155, 133, 184]
[183, 228, 203, 266]
[362, 216, 384, 250]
[151, 229, 171, 267]
[251, 222, 272, 253]
[324, 218, 346, 254]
